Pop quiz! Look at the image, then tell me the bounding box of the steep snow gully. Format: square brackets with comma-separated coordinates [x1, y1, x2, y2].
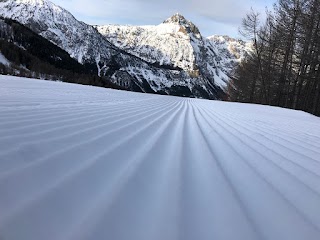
[0, 75, 320, 240]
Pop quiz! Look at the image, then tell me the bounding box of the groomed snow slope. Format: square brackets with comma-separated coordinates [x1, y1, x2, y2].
[0, 75, 320, 240]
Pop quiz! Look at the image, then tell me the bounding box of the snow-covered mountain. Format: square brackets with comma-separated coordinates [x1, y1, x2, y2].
[96, 15, 203, 75]
[96, 14, 230, 89]
[0, 0, 248, 99]
[207, 35, 252, 74]
[0, 0, 114, 65]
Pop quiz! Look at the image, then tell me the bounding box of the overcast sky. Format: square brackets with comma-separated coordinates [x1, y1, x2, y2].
[50, 0, 275, 37]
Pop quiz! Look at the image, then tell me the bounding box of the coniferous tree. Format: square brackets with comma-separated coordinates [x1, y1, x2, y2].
[231, 0, 320, 116]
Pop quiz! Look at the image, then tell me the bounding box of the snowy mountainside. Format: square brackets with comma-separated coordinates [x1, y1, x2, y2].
[0, 0, 223, 99]
[0, 17, 90, 73]
[207, 35, 252, 74]
[96, 14, 230, 88]
[96, 15, 201, 74]
[0, 0, 114, 64]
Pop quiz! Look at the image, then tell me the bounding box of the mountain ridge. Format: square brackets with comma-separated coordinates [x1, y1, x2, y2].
[0, 0, 248, 99]
[96, 17, 241, 89]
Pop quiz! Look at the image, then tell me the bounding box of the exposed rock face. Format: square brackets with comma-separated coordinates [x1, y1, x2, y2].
[207, 35, 252, 74]
[163, 13, 201, 36]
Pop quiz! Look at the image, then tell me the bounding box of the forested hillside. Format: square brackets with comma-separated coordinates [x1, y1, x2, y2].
[0, 18, 122, 90]
[231, 0, 320, 116]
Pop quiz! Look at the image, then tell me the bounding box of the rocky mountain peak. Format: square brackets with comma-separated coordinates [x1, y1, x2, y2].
[163, 13, 201, 37]
[163, 13, 187, 25]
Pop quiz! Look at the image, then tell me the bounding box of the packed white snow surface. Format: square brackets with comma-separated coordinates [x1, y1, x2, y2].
[0, 75, 320, 240]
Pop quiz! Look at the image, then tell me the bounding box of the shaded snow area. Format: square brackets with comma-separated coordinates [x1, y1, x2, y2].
[1, 75, 320, 240]
[0, 52, 10, 66]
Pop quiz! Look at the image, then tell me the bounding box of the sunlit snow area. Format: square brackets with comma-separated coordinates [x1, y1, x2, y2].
[0, 75, 320, 240]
